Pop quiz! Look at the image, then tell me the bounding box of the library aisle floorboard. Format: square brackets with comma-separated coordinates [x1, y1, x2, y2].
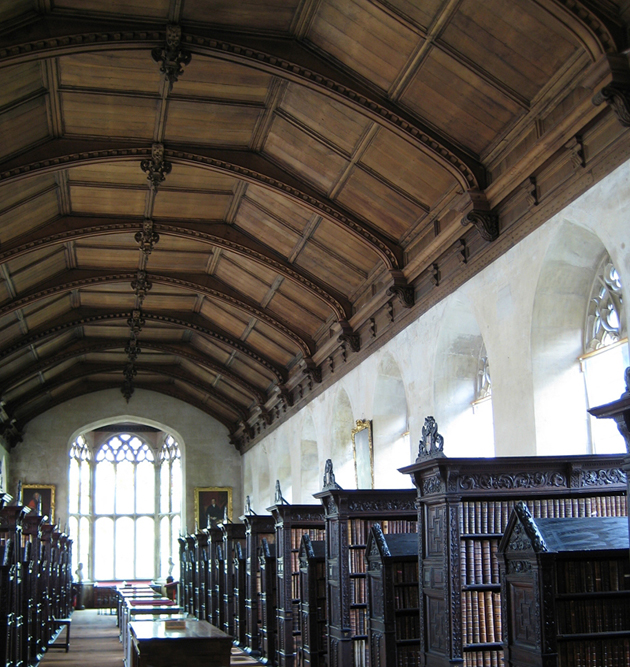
[39, 609, 260, 666]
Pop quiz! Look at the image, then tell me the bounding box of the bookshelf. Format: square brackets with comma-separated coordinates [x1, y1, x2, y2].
[401, 442, 628, 667]
[233, 541, 247, 646]
[366, 524, 420, 667]
[500, 503, 630, 666]
[299, 536, 327, 667]
[268, 495, 325, 667]
[194, 530, 208, 621]
[259, 537, 277, 665]
[219, 521, 246, 637]
[314, 463, 418, 667]
[214, 542, 225, 630]
[241, 513, 276, 656]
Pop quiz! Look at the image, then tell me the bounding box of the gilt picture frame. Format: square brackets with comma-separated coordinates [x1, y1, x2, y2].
[194, 487, 232, 530]
[23, 484, 55, 521]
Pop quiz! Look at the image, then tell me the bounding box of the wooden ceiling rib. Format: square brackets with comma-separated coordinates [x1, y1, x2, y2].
[0, 0, 627, 450]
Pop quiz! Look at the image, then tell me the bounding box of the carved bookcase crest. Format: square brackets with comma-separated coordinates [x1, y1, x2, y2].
[416, 416, 445, 460]
[510, 502, 548, 553]
[322, 458, 342, 491]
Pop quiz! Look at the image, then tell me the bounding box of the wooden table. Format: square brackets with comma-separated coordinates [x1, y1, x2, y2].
[129, 619, 233, 667]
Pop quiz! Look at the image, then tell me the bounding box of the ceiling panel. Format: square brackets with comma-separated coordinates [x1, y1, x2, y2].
[58, 52, 161, 93]
[213, 256, 274, 303]
[247, 325, 296, 366]
[61, 92, 158, 138]
[0, 96, 50, 160]
[53, 0, 169, 18]
[279, 84, 372, 155]
[10, 249, 67, 294]
[165, 100, 262, 146]
[153, 190, 233, 220]
[75, 245, 138, 269]
[0, 62, 45, 108]
[161, 165, 238, 191]
[264, 115, 349, 193]
[182, 0, 299, 32]
[70, 184, 146, 217]
[67, 162, 149, 187]
[0, 188, 60, 245]
[242, 185, 314, 233]
[308, 0, 420, 91]
[382, 0, 445, 30]
[22, 294, 72, 331]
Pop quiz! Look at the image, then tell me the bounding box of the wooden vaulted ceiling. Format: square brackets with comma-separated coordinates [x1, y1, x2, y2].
[0, 0, 629, 450]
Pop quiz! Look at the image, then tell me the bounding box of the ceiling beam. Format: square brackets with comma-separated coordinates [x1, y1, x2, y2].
[12, 379, 240, 442]
[0, 214, 352, 321]
[0, 138, 403, 272]
[0, 17, 484, 188]
[0, 307, 288, 384]
[6, 361, 252, 423]
[0, 337, 268, 405]
[0, 268, 317, 358]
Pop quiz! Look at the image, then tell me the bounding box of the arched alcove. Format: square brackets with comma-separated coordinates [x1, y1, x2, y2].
[257, 452, 271, 512]
[330, 388, 356, 488]
[433, 294, 495, 457]
[300, 413, 320, 502]
[373, 353, 412, 487]
[275, 441, 293, 505]
[531, 220, 626, 455]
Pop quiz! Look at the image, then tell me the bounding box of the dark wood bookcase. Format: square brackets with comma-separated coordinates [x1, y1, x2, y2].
[500, 503, 630, 666]
[299, 536, 327, 667]
[314, 473, 418, 667]
[242, 513, 276, 656]
[220, 521, 246, 637]
[194, 530, 208, 621]
[401, 451, 628, 667]
[259, 537, 277, 665]
[214, 542, 226, 630]
[268, 500, 325, 667]
[366, 524, 420, 667]
[234, 541, 247, 646]
[205, 526, 223, 625]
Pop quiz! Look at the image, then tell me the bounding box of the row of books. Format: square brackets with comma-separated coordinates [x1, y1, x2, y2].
[461, 538, 500, 586]
[351, 576, 366, 604]
[290, 527, 325, 550]
[462, 649, 503, 667]
[460, 494, 627, 535]
[557, 597, 630, 634]
[557, 637, 630, 666]
[394, 613, 420, 641]
[347, 519, 417, 544]
[290, 552, 301, 571]
[353, 638, 367, 667]
[395, 645, 421, 667]
[349, 549, 367, 573]
[556, 558, 630, 594]
[462, 590, 502, 645]
[393, 584, 419, 609]
[392, 562, 418, 584]
[350, 607, 367, 635]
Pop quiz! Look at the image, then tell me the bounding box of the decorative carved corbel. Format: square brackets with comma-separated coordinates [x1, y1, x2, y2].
[458, 238, 469, 265]
[386, 300, 394, 323]
[328, 355, 335, 374]
[565, 135, 585, 170]
[459, 190, 499, 242]
[135, 219, 160, 255]
[151, 24, 192, 91]
[125, 339, 141, 362]
[276, 385, 294, 409]
[322, 458, 342, 490]
[593, 82, 630, 127]
[257, 405, 273, 426]
[369, 318, 376, 339]
[337, 322, 360, 353]
[140, 143, 172, 191]
[430, 262, 440, 287]
[301, 358, 322, 388]
[525, 175, 539, 207]
[386, 270, 414, 308]
[0, 419, 22, 448]
[416, 416, 445, 461]
[131, 270, 152, 303]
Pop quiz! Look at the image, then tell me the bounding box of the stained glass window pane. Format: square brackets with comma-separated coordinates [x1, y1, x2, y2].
[116, 460, 134, 514]
[136, 460, 154, 514]
[94, 517, 114, 580]
[95, 460, 115, 514]
[115, 517, 134, 580]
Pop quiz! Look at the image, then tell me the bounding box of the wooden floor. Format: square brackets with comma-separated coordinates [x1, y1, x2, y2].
[39, 609, 260, 666]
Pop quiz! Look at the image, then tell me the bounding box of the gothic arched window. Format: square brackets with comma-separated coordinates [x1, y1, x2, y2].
[68, 431, 182, 581]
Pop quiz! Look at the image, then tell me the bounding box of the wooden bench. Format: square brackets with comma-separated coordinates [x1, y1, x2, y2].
[48, 618, 71, 652]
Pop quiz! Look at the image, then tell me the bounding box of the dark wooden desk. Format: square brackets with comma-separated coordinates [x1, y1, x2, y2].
[129, 619, 232, 667]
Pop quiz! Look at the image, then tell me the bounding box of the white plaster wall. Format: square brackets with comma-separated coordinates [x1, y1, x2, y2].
[9, 388, 241, 532]
[243, 159, 630, 509]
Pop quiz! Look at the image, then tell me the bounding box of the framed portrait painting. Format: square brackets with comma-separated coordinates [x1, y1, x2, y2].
[194, 487, 232, 529]
[23, 484, 55, 521]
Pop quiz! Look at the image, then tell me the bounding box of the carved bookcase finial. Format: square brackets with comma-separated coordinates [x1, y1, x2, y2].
[322, 458, 342, 490]
[512, 501, 548, 553]
[416, 416, 445, 461]
[244, 495, 257, 516]
[274, 480, 289, 505]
